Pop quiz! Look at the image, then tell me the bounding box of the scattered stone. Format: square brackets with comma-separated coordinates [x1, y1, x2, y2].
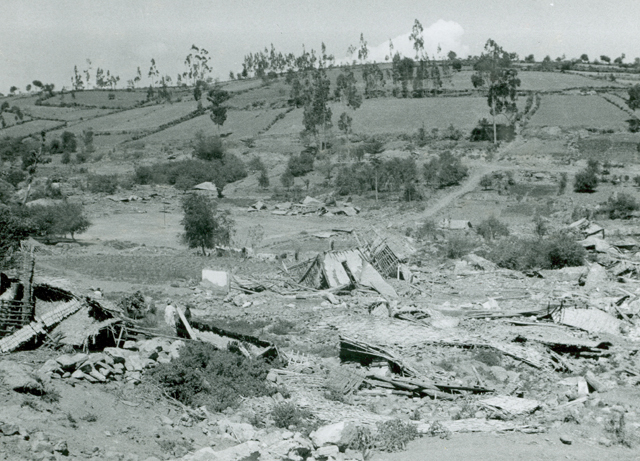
[559, 436, 573, 445]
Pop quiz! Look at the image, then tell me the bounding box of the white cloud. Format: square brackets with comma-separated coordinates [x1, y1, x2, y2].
[344, 19, 469, 63]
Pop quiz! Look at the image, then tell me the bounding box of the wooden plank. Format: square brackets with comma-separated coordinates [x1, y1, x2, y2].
[176, 308, 196, 340]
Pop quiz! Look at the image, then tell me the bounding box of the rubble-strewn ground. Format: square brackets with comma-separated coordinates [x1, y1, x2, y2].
[3, 79, 640, 459]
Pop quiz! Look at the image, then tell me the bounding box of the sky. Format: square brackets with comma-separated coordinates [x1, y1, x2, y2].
[1, 0, 639, 93]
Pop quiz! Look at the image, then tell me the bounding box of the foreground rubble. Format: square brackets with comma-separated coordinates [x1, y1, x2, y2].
[2, 227, 640, 460]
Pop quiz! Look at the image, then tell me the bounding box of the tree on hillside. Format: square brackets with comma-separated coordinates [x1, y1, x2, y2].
[180, 194, 233, 256]
[148, 58, 159, 87]
[614, 54, 626, 65]
[580, 54, 589, 63]
[302, 67, 332, 150]
[600, 55, 611, 64]
[206, 85, 231, 133]
[628, 84, 640, 110]
[9, 86, 18, 95]
[334, 65, 362, 149]
[472, 39, 521, 143]
[524, 54, 535, 63]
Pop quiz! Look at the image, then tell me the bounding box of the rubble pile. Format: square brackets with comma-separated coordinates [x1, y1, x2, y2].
[38, 338, 184, 384]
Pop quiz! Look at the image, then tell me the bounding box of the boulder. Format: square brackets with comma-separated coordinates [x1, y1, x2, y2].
[309, 421, 356, 449]
[217, 420, 257, 442]
[0, 361, 44, 394]
[583, 263, 608, 290]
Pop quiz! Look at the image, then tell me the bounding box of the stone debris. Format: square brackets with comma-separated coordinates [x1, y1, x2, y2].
[38, 338, 184, 384]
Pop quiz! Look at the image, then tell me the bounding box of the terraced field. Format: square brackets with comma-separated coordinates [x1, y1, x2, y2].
[528, 94, 630, 129]
[23, 105, 113, 122]
[144, 108, 289, 144]
[0, 119, 65, 137]
[267, 96, 489, 136]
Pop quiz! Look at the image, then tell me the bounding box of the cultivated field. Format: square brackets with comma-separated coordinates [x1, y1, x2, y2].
[528, 94, 630, 129]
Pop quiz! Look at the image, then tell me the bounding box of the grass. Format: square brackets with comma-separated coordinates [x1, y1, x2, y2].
[38, 255, 210, 283]
[529, 95, 629, 129]
[0, 119, 65, 137]
[145, 108, 289, 143]
[268, 97, 490, 136]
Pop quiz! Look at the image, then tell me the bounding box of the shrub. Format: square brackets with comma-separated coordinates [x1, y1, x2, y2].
[27, 202, 91, 240]
[0, 205, 37, 268]
[247, 156, 265, 172]
[271, 402, 313, 429]
[75, 151, 90, 163]
[479, 175, 493, 190]
[363, 139, 385, 155]
[87, 174, 118, 194]
[61, 151, 71, 164]
[151, 342, 276, 412]
[61, 131, 77, 153]
[258, 169, 270, 189]
[444, 235, 476, 259]
[415, 219, 438, 241]
[604, 193, 639, 219]
[402, 182, 421, 202]
[558, 172, 568, 194]
[193, 131, 224, 161]
[375, 419, 419, 452]
[286, 152, 314, 177]
[484, 234, 585, 271]
[3, 168, 26, 188]
[476, 215, 509, 241]
[574, 168, 598, 193]
[134, 158, 246, 196]
[280, 170, 294, 189]
[423, 151, 468, 188]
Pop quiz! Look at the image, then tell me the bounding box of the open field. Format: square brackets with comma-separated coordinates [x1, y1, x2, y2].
[528, 94, 630, 129]
[0, 118, 65, 137]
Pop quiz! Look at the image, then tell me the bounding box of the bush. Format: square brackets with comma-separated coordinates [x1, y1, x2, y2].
[558, 172, 568, 194]
[363, 139, 385, 155]
[151, 342, 276, 412]
[444, 235, 476, 259]
[574, 168, 598, 193]
[604, 193, 639, 219]
[415, 219, 438, 241]
[484, 234, 585, 271]
[423, 151, 468, 188]
[27, 202, 91, 240]
[193, 131, 225, 161]
[375, 419, 419, 452]
[134, 158, 246, 196]
[0, 205, 37, 268]
[61, 131, 77, 153]
[286, 152, 314, 177]
[87, 174, 118, 194]
[271, 402, 313, 429]
[476, 215, 509, 240]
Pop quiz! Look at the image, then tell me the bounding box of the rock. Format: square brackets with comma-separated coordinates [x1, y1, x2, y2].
[585, 371, 604, 393]
[310, 422, 356, 449]
[123, 341, 138, 350]
[124, 355, 144, 371]
[183, 441, 261, 461]
[584, 263, 608, 290]
[370, 303, 390, 317]
[316, 445, 340, 457]
[39, 359, 62, 375]
[54, 440, 69, 456]
[0, 361, 44, 394]
[217, 420, 257, 442]
[559, 436, 573, 445]
[490, 366, 509, 383]
[0, 423, 20, 436]
[70, 370, 87, 380]
[31, 440, 53, 453]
